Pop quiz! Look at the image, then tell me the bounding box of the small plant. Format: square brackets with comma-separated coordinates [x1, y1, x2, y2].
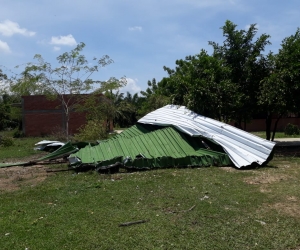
[50, 127, 69, 141]
[284, 123, 300, 135]
[0, 135, 14, 147]
[13, 129, 25, 138]
[74, 119, 108, 141]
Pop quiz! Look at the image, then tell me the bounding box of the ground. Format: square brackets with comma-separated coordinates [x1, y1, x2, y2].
[0, 165, 52, 192]
[1, 146, 300, 221]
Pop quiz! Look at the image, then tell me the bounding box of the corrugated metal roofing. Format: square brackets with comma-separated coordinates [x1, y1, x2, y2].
[0, 142, 78, 168]
[138, 105, 276, 168]
[70, 126, 232, 169]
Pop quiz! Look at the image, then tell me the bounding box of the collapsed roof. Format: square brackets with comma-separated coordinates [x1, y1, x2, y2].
[69, 124, 231, 170]
[138, 105, 276, 168]
[69, 105, 276, 170]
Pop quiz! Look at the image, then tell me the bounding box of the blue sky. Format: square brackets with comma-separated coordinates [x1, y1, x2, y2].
[0, 0, 299, 94]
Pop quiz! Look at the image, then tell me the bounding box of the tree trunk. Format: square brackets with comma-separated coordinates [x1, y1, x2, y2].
[271, 114, 283, 141]
[265, 112, 272, 140]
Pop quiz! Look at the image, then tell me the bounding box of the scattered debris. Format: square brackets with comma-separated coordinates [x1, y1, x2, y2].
[0, 142, 78, 168]
[119, 219, 148, 227]
[200, 195, 209, 201]
[255, 220, 266, 225]
[34, 140, 65, 151]
[168, 205, 196, 214]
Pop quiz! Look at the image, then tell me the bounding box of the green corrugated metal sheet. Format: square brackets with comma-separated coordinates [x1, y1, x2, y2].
[70, 125, 232, 169]
[0, 142, 78, 168]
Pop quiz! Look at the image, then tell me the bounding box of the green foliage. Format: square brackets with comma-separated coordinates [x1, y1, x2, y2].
[80, 89, 137, 131]
[0, 135, 14, 147]
[160, 21, 271, 124]
[284, 123, 300, 135]
[163, 51, 239, 120]
[259, 28, 300, 140]
[12, 129, 25, 138]
[74, 119, 108, 141]
[0, 94, 21, 131]
[209, 20, 271, 124]
[49, 127, 69, 141]
[138, 78, 170, 116]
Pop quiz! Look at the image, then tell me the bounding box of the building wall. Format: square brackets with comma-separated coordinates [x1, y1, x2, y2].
[242, 117, 300, 132]
[22, 95, 110, 137]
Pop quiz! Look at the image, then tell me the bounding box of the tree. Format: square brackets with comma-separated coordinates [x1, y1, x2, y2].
[209, 20, 271, 128]
[138, 78, 170, 116]
[123, 91, 141, 126]
[162, 51, 239, 121]
[11, 42, 125, 138]
[0, 69, 8, 95]
[102, 90, 135, 128]
[259, 28, 300, 140]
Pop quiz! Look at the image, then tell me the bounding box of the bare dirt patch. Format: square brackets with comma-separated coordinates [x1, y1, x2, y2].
[270, 200, 300, 218]
[220, 166, 239, 172]
[244, 172, 291, 185]
[0, 165, 53, 192]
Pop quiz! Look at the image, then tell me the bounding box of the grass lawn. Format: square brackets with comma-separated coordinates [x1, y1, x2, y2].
[0, 135, 300, 249]
[251, 131, 300, 139]
[0, 131, 46, 161]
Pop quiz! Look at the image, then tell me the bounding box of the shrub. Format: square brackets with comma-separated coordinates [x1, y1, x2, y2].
[13, 129, 25, 138]
[284, 123, 300, 135]
[50, 127, 69, 141]
[74, 119, 108, 142]
[0, 135, 14, 147]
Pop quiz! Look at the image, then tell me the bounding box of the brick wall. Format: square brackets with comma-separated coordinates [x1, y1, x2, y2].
[22, 95, 110, 137]
[242, 117, 300, 132]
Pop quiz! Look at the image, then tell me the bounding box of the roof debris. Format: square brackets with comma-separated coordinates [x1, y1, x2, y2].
[138, 105, 276, 168]
[34, 140, 65, 151]
[0, 105, 276, 171]
[69, 105, 276, 170]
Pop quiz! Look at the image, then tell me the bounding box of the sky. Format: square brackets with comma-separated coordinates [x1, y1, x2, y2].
[0, 0, 300, 95]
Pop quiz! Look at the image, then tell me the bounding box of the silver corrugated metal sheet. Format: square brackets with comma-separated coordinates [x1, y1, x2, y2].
[138, 105, 276, 168]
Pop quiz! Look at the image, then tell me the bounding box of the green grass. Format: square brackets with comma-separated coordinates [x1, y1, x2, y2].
[251, 131, 300, 139]
[1, 134, 300, 249]
[1, 156, 300, 249]
[0, 131, 45, 161]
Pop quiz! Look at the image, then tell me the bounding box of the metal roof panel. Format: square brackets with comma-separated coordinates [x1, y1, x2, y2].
[138, 105, 276, 168]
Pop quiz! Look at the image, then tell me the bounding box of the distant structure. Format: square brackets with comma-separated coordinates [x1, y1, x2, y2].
[22, 95, 113, 137]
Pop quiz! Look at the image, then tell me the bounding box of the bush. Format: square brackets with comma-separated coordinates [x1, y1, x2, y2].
[13, 129, 25, 138]
[50, 127, 69, 141]
[284, 123, 300, 135]
[0, 135, 14, 147]
[74, 119, 108, 142]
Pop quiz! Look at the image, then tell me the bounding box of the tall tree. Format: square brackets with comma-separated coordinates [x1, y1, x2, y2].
[11, 42, 124, 138]
[259, 28, 300, 140]
[209, 20, 271, 128]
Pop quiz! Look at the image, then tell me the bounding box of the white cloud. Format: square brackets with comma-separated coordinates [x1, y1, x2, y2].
[50, 34, 77, 46]
[128, 26, 142, 31]
[0, 40, 11, 53]
[0, 20, 35, 37]
[53, 46, 61, 51]
[119, 78, 141, 94]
